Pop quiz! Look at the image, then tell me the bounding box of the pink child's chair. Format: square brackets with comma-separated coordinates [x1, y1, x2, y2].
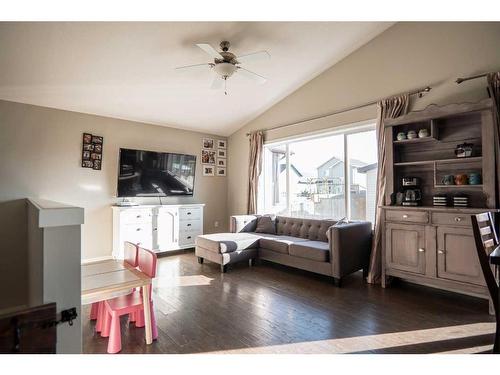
[101, 246, 158, 353]
[92, 242, 138, 333]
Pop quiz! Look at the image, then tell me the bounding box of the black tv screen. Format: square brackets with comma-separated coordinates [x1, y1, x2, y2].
[117, 148, 196, 197]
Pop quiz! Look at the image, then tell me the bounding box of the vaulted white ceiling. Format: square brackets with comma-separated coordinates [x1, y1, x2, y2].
[0, 22, 393, 136]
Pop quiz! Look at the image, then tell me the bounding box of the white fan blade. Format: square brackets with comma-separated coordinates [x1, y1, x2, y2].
[236, 50, 270, 63]
[175, 63, 212, 71]
[237, 67, 267, 85]
[196, 43, 223, 59]
[210, 76, 224, 90]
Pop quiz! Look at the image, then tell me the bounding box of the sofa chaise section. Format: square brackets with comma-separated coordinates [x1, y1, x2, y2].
[194, 232, 260, 273]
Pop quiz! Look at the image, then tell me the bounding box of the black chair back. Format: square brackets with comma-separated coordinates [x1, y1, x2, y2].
[471, 212, 499, 315]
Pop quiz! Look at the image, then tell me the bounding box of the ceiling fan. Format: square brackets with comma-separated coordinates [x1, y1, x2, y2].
[175, 41, 270, 95]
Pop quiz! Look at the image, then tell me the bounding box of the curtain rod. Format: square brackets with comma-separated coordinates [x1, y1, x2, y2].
[245, 86, 432, 136]
[455, 72, 491, 84]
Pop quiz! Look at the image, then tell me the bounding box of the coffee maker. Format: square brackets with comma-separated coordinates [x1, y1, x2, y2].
[401, 177, 422, 206]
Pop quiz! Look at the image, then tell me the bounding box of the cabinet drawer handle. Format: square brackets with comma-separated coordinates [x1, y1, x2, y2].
[454, 217, 462, 222]
[187, 223, 192, 226]
[402, 214, 408, 219]
[438, 250, 445, 254]
[136, 215, 141, 218]
[418, 248, 425, 253]
[187, 236, 192, 239]
[187, 212, 192, 215]
[153, 228, 157, 231]
[136, 228, 141, 231]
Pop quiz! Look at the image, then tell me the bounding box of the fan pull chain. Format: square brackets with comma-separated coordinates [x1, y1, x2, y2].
[224, 77, 228, 95]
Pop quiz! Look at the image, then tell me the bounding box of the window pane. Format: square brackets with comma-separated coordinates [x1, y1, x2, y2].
[288, 134, 345, 219]
[258, 144, 288, 215]
[258, 125, 378, 222]
[347, 130, 378, 223]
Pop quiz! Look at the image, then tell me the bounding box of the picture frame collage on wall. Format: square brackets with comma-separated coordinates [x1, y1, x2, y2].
[82, 133, 104, 170]
[202, 138, 226, 176]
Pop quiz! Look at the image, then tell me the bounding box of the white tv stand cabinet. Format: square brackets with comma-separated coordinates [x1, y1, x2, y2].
[112, 203, 204, 259]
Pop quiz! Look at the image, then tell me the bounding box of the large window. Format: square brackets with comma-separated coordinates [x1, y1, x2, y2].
[258, 124, 378, 223]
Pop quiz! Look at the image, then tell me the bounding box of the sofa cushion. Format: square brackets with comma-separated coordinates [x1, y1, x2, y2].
[195, 233, 260, 254]
[289, 241, 330, 262]
[275, 216, 337, 242]
[258, 234, 308, 254]
[255, 215, 276, 234]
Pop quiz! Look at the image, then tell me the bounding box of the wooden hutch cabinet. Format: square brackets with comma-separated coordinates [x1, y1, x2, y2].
[381, 99, 499, 304]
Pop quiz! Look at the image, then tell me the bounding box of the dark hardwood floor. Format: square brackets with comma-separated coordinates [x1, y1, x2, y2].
[83, 251, 495, 354]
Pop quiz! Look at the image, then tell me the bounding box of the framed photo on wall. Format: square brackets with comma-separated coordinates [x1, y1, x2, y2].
[201, 149, 216, 165]
[202, 138, 214, 150]
[92, 135, 103, 144]
[217, 140, 227, 149]
[217, 167, 226, 177]
[217, 158, 226, 167]
[217, 149, 226, 158]
[203, 165, 215, 176]
[83, 133, 92, 144]
[82, 160, 93, 168]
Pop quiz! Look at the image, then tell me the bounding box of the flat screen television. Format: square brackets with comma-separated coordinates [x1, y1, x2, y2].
[117, 148, 196, 197]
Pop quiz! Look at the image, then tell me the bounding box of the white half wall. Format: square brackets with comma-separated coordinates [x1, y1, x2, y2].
[27, 198, 84, 354]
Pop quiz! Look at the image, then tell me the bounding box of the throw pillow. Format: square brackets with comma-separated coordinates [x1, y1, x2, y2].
[335, 217, 350, 225]
[326, 217, 349, 241]
[255, 215, 276, 234]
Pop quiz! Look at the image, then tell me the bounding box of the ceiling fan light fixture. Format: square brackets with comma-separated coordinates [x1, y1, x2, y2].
[214, 62, 237, 78]
[176, 41, 270, 92]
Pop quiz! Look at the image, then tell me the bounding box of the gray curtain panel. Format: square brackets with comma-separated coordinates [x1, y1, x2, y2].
[367, 94, 410, 284]
[487, 72, 500, 209]
[247, 131, 264, 214]
[488, 72, 500, 121]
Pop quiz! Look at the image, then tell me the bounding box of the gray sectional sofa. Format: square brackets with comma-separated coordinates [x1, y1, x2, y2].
[195, 215, 372, 286]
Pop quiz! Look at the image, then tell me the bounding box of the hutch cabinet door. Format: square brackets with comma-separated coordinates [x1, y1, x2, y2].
[436, 226, 485, 286]
[385, 223, 426, 274]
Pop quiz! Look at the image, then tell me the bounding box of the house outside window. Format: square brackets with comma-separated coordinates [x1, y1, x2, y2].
[258, 123, 377, 224]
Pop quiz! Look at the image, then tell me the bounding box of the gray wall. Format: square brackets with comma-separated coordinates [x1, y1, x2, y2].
[228, 22, 500, 216]
[0, 100, 228, 307]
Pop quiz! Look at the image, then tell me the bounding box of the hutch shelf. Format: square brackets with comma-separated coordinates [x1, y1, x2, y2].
[380, 98, 499, 311]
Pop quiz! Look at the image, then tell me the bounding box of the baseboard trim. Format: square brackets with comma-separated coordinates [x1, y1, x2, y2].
[81, 255, 113, 264]
[157, 247, 195, 258]
[82, 249, 195, 263]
